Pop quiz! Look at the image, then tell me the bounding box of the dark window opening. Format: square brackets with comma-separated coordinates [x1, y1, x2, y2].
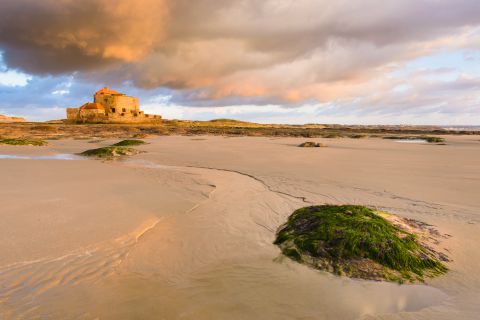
[111, 108, 116, 113]
[122, 108, 126, 112]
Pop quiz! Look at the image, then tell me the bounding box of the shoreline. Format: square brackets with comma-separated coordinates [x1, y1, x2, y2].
[1, 121, 479, 143]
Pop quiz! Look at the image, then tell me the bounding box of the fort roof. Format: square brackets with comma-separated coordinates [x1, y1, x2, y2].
[95, 87, 121, 95]
[79, 102, 105, 110]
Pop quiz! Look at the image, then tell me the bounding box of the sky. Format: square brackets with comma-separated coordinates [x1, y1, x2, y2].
[0, 0, 480, 124]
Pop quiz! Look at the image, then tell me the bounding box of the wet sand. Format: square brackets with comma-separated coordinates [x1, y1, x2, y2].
[0, 136, 479, 319]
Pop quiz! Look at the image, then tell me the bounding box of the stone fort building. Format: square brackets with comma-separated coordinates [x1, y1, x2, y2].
[67, 87, 161, 123]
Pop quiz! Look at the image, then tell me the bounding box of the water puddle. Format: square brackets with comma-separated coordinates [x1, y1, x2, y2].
[395, 139, 428, 144]
[0, 154, 82, 160]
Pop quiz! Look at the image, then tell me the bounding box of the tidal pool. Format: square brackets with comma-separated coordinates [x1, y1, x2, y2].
[395, 139, 428, 144]
[0, 154, 82, 160]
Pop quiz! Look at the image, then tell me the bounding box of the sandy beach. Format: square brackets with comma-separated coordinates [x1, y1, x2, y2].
[1, 135, 479, 319]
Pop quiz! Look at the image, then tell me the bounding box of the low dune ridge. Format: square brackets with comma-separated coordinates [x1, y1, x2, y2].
[0, 114, 26, 123]
[0, 121, 478, 142]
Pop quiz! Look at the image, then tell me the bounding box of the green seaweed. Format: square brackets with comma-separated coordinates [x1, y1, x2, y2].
[111, 139, 146, 146]
[275, 205, 448, 282]
[80, 146, 139, 158]
[383, 136, 445, 143]
[0, 138, 47, 146]
[349, 134, 368, 139]
[298, 141, 325, 148]
[424, 136, 445, 143]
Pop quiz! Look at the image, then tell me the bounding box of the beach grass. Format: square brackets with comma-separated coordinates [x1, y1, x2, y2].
[322, 133, 344, 138]
[30, 125, 57, 132]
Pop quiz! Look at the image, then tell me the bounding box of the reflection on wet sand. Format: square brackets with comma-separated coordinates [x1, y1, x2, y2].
[0, 154, 82, 160]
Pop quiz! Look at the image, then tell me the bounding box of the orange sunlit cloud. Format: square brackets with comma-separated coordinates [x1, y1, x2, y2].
[1, 0, 480, 105]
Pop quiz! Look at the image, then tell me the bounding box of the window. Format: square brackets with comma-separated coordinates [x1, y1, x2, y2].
[111, 108, 116, 113]
[122, 108, 126, 112]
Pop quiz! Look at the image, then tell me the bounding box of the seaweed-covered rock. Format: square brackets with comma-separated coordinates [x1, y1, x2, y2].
[80, 146, 141, 158]
[383, 136, 445, 143]
[349, 134, 368, 139]
[274, 205, 448, 283]
[298, 141, 325, 148]
[0, 138, 47, 146]
[112, 139, 146, 146]
[424, 136, 445, 143]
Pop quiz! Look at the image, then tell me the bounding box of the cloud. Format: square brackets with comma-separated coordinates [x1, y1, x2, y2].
[1, 0, 480, 104]
[0, 0, 168, 74]
[2, 64, 479, 124]
[116, 0, 480, 102]
[1, 0, 480, 125]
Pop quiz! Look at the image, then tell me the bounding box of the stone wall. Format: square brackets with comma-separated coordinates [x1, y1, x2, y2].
[66, 107, 162, 123]
[66, 108, 80, 120]
[94, 94, 139, 114]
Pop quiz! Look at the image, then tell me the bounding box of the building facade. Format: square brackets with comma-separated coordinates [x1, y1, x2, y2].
[66, 87, 161, 123]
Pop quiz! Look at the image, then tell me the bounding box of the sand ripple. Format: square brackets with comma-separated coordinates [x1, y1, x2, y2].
[0, 157, 452, 319]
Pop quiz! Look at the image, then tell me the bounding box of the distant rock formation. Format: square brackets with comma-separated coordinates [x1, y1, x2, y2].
[0, 114, 26, 123]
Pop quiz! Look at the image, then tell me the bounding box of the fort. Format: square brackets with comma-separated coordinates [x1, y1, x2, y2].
[66, 87, 162, 123]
